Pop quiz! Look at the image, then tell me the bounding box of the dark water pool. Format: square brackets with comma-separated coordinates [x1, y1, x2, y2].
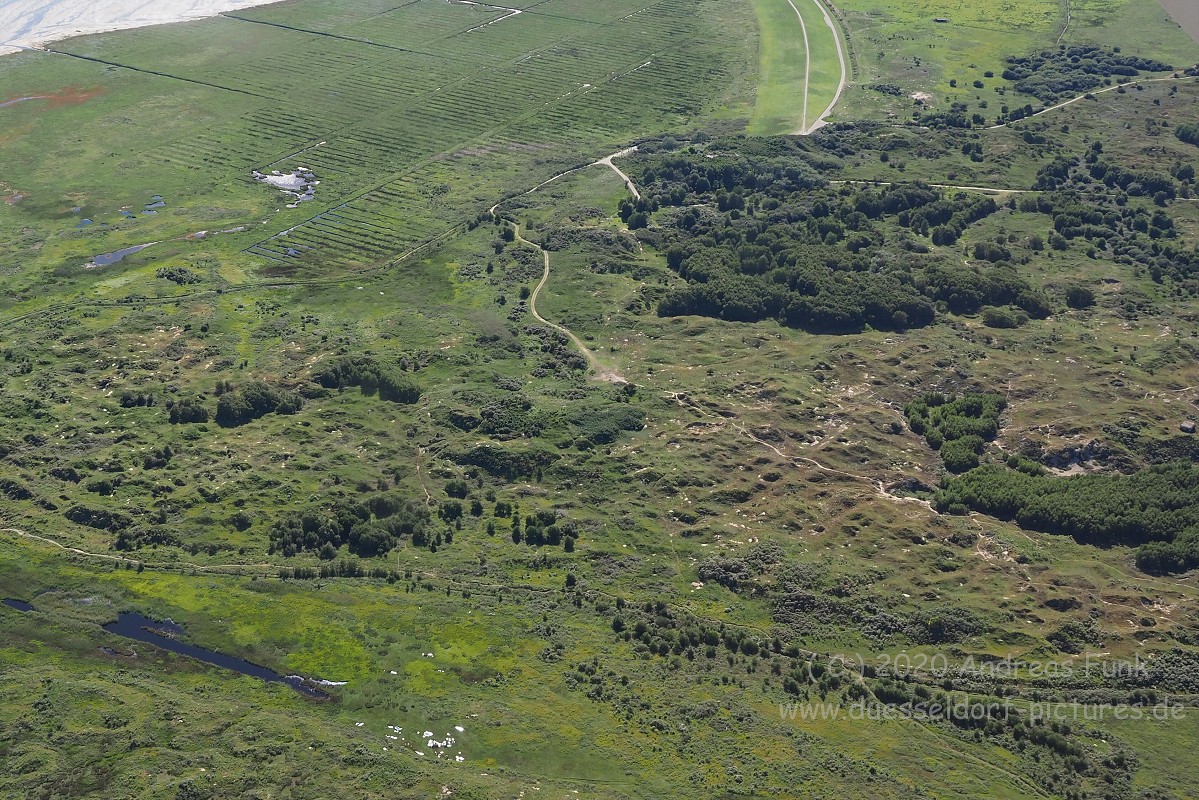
[103, 612, 328, 698]
[2, 598, 33, 612]
[89, 242, 156, 267]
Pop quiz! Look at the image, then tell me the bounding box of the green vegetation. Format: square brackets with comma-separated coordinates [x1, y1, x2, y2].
[905, 392, 1005, 472]
[748, 0, 845, 135]
[937, 463, 1199, 574]
[3, 0, 1199, 798]
[1002, 46, 1173, 105]
[633, 143, 1054, 332]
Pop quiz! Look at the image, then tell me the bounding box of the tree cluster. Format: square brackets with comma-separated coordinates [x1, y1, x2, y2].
[268, 494, 431, 558]
[1002, 45, 1171, 105]
[214, 381, 303, 427]
[311, 355, 421, 403]
[904, 392, 1006, 472]
[936, 462, 1199, 574]
[634, 151, 1047, 333]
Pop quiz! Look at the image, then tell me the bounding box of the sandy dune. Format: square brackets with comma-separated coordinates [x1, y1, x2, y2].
[1, 0, 278, 56]
[1159, 0, 1199, 47]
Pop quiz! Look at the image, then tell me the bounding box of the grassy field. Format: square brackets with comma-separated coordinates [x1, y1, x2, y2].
[0, 0, 756, 290]
[833, 0, 1198, 119]
[3, 0, 1199, 798]
[748, 0, 846, 135]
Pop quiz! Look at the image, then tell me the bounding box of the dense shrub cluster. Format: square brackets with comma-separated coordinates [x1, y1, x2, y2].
[936, 462, 1199, 573]
[0, 477, 33, 500]
[904, 392, 1006, 472]
[65, 505, 133, 532]
[1022, 148, 1199, 292]
[479, 394, 546, 439]
[166, 397, 209, 424]
[510, 508, 578, 547]
[155, 266, 203, 285]
[114, 527, 181, 551]
[450, 444, 559, 479]
[634, 149, 1046, 333]
[215, 381, 303, 427]
[312, 355, 421, 403]
[567, 402, 644, 446]
[268, 494, 431, 558]
[1003, 46, 1171, 105]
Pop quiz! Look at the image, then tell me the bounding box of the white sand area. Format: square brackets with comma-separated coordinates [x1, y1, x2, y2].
[1, 0, 279, 56]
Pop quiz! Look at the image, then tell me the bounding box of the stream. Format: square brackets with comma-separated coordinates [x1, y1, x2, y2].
[102, 611, 335, 698]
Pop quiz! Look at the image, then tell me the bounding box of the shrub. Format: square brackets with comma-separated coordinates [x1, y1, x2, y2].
[215, 382, 303, 427]
[1065, 285, 1095, 309]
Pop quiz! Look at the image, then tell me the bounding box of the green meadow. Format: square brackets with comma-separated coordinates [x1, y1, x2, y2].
[748, 0, 847, 135]
[3, 0, 1199, 798]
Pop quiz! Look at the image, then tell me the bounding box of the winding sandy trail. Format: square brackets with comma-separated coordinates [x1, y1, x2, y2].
[800, 0, 849, 135]
[490, 147, 644, 383]
[512, 224, 625, 383]
[783, 0, 813, 133]
[987, 75, 1189, 130]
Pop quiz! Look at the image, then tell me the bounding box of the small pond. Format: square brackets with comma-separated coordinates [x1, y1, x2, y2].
[86, 242, 156, 268]
[103, 612, 332, 698]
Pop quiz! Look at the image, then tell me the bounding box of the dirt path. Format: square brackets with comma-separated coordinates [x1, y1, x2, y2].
[987, 75, 1189, 130]
[490, 147, 642, 383]
[1056, 0, 1071, 45]
[596, 147, 641, 200]
[782, 0, 814, 133]
[800, 0, 849, 135]
[512, 223, 625, 382]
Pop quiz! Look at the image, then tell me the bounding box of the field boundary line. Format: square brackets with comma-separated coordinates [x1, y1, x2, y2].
[40, 48, 269, 98]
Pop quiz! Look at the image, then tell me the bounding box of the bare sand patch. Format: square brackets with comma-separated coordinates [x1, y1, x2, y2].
[1160, 0, 1199, 46]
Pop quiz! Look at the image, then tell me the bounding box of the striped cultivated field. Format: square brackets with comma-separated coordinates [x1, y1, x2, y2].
[0, 0, 754, 276]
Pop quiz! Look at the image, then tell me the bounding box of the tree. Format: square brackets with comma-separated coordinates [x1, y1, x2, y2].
[941, 437, 983, 473]
[1065, 285, 1095, 309]
[1176, 123, 1199, 147]
[168, 398, 208, 424]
